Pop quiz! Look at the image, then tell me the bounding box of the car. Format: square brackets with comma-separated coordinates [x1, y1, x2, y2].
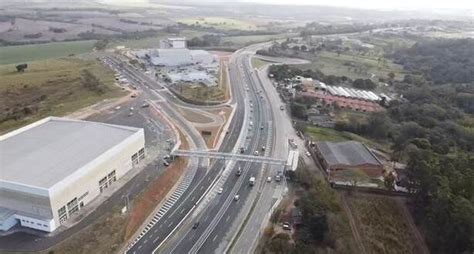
[282, 222, 291, 231]
[163, 160, 170, 166]
[130, 107, 134, 111]
[261, 146, 266, 151]
[280, 105, 284, 110]
[305, 151, 311, 157]
[192, 222, 200, 229]
[254, 150, 259, 156]
[275, 174, 281, 182]
[266, 176, 272, 183]
[128, 112, 134, 117]
[131, 94, 137, 98]
[260, 125, 264, 130]
[217, 187, 223, 194]
[236, 167, 242, 176]
[234, 195, 240, 201]
[141, 103, 150, 108]
[115, 106, 121, 110]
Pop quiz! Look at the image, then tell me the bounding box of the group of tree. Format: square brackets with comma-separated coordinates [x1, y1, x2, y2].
[268, 64, 350, 86]
[352, 78, 376, 90]
[391, 38, 474, 84]
[94, 39, 109, 51]
[187, 34, 221, 48]
[80, 70, 105, 94]
[299, 22, 377, 37]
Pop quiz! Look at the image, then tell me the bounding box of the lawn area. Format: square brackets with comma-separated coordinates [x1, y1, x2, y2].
[172, 84, 226, 104]
[178, 17, 258, 31]
[108, 30, 207, 49]
[0, 40, 96, 65]
[251, 57, 273, 69]
[296, 50, 407, 81]
[0, 58, 125, 133]
[346, 194, 421, 254]
[305, 126, 390, 153]
[221, 33, 292, 47]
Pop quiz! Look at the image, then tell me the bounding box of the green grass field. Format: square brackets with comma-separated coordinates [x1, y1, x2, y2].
[306, 126, 390, 153]
[178, 17, 258, 31]
[297, 50, 407, 81]
[251, 57, 273, 69]
[0, 58, 125, 133]
[0, 40, 97, 65]
[108, 30, 207, 49]
[221, 33, 292, 47]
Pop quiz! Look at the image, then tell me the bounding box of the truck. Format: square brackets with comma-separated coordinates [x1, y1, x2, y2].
[249, 176, 255, 186]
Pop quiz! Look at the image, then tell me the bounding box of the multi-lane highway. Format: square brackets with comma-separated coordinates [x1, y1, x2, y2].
[109, 40, 287, 254]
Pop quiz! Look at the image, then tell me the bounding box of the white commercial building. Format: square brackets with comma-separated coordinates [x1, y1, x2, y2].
[159, 37, 186, 49]
[0, 117, 145, 232]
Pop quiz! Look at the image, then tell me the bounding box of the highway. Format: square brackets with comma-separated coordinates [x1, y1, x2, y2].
[104, 54, 250, 254]
[157, 45, 280, 254]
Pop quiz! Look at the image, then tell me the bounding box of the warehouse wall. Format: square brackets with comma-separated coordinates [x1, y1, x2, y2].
[48, 129, 145, 228]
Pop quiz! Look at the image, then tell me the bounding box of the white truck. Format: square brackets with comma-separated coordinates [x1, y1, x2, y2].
[249, 176, 256, 186]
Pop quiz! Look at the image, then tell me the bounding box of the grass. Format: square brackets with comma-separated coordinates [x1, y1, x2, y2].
[0, 40, 97, 65]
[305, 126, 390, 153]
[296, 50, 407, 82]
[221, 33, 293, 47]
[0, 58, 125, 133]
[174, 84, 226, 103]
[251, 57, 273, 69]
[346, 194, 420, 254]
[108, 30, 207, 49]
[177, 17, 258, 31]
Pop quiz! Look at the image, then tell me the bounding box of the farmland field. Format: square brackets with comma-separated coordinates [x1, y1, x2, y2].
[178, 17, 259, 31]
[296, 50, 407, 81]
[0, 58, 125, 133]
[346, 194, 422, 254]
[0, 40, 97, 65]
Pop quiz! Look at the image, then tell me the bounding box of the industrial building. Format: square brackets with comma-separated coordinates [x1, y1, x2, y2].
[149, 48, 217, 67]
[0, 117, 145, 232]
[313, 141, 383, 178]
[159, 37, 186, 49]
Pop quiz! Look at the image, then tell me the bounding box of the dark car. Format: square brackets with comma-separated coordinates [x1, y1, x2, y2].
[192, 222, 199, 229]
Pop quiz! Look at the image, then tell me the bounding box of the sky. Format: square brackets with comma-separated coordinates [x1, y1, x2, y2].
[241, 0, 474, 10]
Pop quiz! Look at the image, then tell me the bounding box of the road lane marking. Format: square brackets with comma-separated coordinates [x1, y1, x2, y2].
[212, 234, 218, 242]
[200, 185, 204, 190]
[168, 221, 173, 228]
[191, 196, 196, 201]
[153, 236, 160, 244]
[180, 208, 185, 214]
[225, 215, 231, 222]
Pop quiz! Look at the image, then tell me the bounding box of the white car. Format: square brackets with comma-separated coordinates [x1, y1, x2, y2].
[266, 177, 272, 183]
[115, 106, 121, 110]
[217, 187, 223, 194]
[305, 151, 311, 157]
[234, 195, 240, 201]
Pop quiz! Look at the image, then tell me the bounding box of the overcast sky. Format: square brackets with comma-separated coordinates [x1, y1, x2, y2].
[241, 0, 474, 10]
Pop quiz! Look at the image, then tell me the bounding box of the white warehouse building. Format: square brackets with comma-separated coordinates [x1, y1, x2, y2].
[0, 117, 145, 232]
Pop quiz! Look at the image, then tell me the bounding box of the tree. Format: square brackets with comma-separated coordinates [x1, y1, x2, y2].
[388, 72, 395, 80]
[16, 63, 28, 72]
[81, 69, 104, 94]
[94, 39, 108, 51]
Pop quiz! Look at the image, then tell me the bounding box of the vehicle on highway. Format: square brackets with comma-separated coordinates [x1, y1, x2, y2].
[282, 222, 291, 231]
[234, 195, 240, 201]
[141, 103, 150, 108]
[131, 94, 137, 98]
[217, 187, 223, 194]
[305, 151, 311, 157]
[236, 167, 242, 176]
[275, 174, 281, 182]
[128, 112, 133, 117]
[266, 176, 272, 183]
[261, 146, 266, 151]
[249, 176, 256, 186]
[115, 106, 121, 110]
[249, 121, 253, 126]
[254, 150, 259, 156]
[192, 222, 200, 229]
[240, 147, 245, 153]
[280, 105, 285, 110]
[163, 160, 170, 167]
[130, 107, 134, 111]
[260, 125, 264, 130]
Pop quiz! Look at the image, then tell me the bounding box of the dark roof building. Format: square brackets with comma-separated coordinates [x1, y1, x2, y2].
[314, 141, 384, 178]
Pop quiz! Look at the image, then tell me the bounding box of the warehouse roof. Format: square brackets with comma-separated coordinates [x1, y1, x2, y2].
[0, 117, 142, 189]
[316, 141, 382, 167]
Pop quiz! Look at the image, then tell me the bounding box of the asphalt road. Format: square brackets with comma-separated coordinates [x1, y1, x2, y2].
[118, 53, 248, 254]
[157, 49, 273, 254]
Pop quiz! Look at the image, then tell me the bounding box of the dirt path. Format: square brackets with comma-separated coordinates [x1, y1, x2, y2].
[340, 194, 368, 254]
[396, 198, 430, 254]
